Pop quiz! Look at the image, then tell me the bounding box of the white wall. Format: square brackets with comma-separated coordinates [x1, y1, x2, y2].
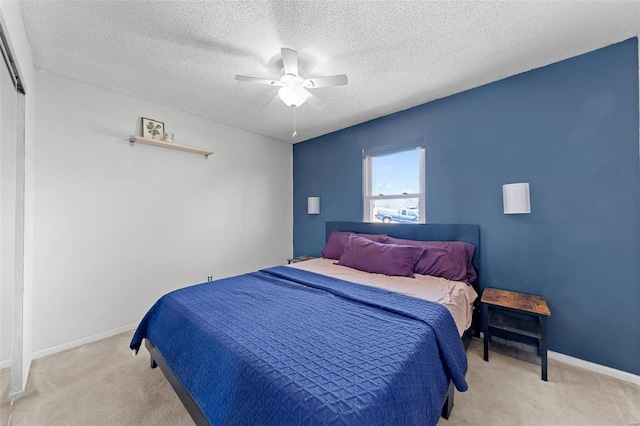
[32, 71, 292, 353]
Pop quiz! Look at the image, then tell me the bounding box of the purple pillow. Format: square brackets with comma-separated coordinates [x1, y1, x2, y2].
[337, 234, 425, 277]
[385, 237, 477, 284]
[322, 232, 388, 260]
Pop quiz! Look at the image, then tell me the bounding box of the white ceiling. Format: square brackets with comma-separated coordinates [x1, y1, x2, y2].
[18, 1, 640, 143]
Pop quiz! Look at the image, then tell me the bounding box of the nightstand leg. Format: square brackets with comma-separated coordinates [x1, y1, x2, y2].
[483, 304, 489, 361]
[540, 316, 548, 381]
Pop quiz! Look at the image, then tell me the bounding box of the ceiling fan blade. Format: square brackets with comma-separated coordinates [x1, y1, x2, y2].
[265, 94, 280, 107]
[304, 91, 326, 111]
[235, 75, 282, 86]
[304, 74, 348, 88]
[281, 48, 299, 77]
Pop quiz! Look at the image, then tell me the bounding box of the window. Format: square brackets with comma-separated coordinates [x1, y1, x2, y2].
[363, 147, 425, 223]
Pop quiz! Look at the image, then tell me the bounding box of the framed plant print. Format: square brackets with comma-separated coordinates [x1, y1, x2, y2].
[142, 117, 164, 139]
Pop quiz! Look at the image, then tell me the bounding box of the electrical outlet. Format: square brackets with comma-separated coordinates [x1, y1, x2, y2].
[207, 276, 213, 282]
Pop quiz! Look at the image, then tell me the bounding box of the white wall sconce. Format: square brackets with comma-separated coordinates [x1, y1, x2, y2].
[503, 183, 531, 214]
[308, 197, 320, 215]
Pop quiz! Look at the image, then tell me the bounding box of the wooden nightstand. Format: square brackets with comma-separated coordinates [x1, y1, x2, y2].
[481, 287, 551, 381]
[287, 255, 316, 264]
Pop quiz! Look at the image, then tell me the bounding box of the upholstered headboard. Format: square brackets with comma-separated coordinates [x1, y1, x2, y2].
[325, 221, 481, 292]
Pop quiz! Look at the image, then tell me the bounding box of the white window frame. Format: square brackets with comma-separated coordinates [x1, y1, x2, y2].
[363, 147, 426, 223]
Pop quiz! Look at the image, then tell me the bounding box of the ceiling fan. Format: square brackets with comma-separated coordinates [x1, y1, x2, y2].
[235, 48, 348, 110]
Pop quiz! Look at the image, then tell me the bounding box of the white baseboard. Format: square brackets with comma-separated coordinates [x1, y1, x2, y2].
[31, 322, 138, 361]
[548, 350, 640, 386]
[1, 325, 136, 399]
[8, 328, 640, 387]
[1, 355, 32, 400]
[1, 323, 137, 370]
[9, 388, 25, 401]
[479, 333, 639, 385]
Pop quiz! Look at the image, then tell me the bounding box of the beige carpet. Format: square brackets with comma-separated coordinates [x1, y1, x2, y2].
[1, 333, 638, 425]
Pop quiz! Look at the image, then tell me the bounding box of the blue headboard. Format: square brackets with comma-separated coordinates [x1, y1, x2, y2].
[325, 222, 481, 291]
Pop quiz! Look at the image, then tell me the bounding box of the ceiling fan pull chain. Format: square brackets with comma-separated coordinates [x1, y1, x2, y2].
[292, 108, 297, 138]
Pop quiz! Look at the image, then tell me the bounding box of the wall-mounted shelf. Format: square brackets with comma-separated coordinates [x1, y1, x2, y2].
[129, 136, 213, 159]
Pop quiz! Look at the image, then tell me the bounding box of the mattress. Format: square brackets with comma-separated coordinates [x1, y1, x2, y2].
[288, 257, 478, 336]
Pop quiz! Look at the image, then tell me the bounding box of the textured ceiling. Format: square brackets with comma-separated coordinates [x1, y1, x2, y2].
[18, 1, 640, 143]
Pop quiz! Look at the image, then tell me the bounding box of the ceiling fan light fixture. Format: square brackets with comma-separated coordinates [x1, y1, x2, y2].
[278, 85, 308, 108]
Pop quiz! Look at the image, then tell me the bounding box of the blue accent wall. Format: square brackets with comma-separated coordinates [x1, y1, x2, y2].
[293, 38, 640, 375]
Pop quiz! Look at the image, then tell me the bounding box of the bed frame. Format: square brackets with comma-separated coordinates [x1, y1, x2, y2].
[146, 222, 481, 425]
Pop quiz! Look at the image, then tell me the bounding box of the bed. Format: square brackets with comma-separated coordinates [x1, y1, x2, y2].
[130, 222, 481, 425]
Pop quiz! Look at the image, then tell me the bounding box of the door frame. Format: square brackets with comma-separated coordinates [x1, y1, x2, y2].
[0, 11, 27, 400]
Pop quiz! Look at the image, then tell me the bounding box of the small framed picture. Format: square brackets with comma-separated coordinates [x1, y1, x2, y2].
[142, 117, 164, 139]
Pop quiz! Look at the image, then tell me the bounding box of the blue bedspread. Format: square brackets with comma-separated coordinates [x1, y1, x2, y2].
[130, 266, 468, 425]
